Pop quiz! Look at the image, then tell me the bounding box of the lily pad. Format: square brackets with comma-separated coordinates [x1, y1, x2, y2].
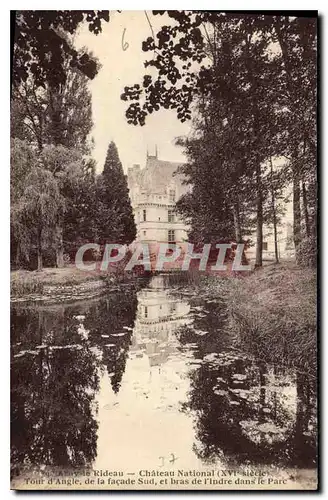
[232, 374, 247, 380]
[193, 329, 208, 336]
[213, 388, 228, 396]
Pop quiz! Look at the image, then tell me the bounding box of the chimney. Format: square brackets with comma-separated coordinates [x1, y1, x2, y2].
[146, 146, 158, 159]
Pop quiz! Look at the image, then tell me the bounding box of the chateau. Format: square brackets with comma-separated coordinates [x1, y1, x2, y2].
[127, 150, 190, 244]
[127, 150, 294, 261]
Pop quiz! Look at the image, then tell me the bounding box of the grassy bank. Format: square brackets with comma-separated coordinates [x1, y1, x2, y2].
[215, 263, 316, 373]
[11, 265, 105, 297]
[11, 264, 151, 299]
[176, 262, 317, 373]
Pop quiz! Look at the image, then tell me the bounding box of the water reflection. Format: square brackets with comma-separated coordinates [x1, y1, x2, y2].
[11, 291, 138, 476]
[176, 294, 317, 468]
[183, 356, 316, 467]
[11, 274, 317, 480]
[130, 275, 192, 367]
[94, 275, 199, 471]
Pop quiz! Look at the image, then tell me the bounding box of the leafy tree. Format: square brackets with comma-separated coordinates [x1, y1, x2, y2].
[175, 133, 235, 244]
[61, 158, 99, 259]
[20, 164, 64, 271]
[45, 59, 94, 152]
[40, 145, 98, 266]
[173, 17, 279, 264]
[121, 12, 317, 266]
[12, 10, 109, 89]
[96, 142, 136, 245]
[121, 13, 268, 261]
[11, 139, 34, 267]
[271, 16, 317, 261]
[11, 139, 97, 269]
[11, 53, 94, 153]
[11, 53, 97, 267]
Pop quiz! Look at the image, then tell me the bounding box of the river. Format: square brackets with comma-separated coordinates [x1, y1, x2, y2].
[11, 274, 317, 489]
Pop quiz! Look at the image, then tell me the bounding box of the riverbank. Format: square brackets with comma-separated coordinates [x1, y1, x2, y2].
[10, 266, 149, 304]
[182, 262, 317, 374]
[11, 263, 317, 375]
[229, 263, 316, 374]
[11, 266, 104, 302]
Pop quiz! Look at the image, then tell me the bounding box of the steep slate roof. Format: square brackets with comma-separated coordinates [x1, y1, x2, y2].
[138, 156, 186, 194]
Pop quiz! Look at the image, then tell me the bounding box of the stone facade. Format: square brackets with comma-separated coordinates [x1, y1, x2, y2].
[127, 152, 190, 244]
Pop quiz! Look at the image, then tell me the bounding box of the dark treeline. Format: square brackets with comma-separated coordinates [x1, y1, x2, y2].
[11, 11, 136, 271]
[122, 12, 317, 267]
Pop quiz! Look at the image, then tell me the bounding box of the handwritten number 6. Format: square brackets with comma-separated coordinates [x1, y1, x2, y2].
[122, 28, 129, 51]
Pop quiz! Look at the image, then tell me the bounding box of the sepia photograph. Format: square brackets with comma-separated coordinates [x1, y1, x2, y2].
[10, 9, 318, 491]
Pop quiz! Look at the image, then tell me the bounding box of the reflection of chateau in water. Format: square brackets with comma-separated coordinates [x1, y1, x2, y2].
[130, 274, 192, 367]
[11, 274, 317, 482]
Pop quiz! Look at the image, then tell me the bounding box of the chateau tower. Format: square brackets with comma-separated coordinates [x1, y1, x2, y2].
[127, 151, 190, 244]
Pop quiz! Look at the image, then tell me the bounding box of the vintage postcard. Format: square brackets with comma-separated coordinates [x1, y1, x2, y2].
[10, 10, 318, 491]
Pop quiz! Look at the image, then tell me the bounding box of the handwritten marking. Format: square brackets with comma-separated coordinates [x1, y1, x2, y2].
[158, 453, 178, 467]
[122, 28, 129, 51]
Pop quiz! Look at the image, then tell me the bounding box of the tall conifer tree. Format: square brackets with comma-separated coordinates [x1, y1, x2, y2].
[97, 142, 136, 245]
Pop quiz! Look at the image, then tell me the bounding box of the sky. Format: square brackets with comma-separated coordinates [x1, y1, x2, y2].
[75, 11, 191, 173]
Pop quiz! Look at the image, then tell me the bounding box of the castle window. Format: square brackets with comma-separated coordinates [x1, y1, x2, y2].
[143, 209, 147, 221]
[262, 241, 268, 251]
[144, 306, 148, 318]
[170, 302, 177, 313]
[143, 231, 146, 237]
[168, 210, 175, 222]
[168, 230, 175, 243]
[169, 189, 176, 203]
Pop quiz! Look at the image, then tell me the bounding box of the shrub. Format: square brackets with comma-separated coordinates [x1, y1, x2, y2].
[11, 275, 44, 297]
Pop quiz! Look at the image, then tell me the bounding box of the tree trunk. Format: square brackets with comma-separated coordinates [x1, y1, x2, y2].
[15, 244, 20, 268]
[270, 157, 279, 263]
[56, 224, 64, 268]
[293, 165, 302, 262]
[255, 163, 263, 268]
[302, 180, 310, 238]
[37, 228, 43, 271]
[232, 201, 242, 243]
